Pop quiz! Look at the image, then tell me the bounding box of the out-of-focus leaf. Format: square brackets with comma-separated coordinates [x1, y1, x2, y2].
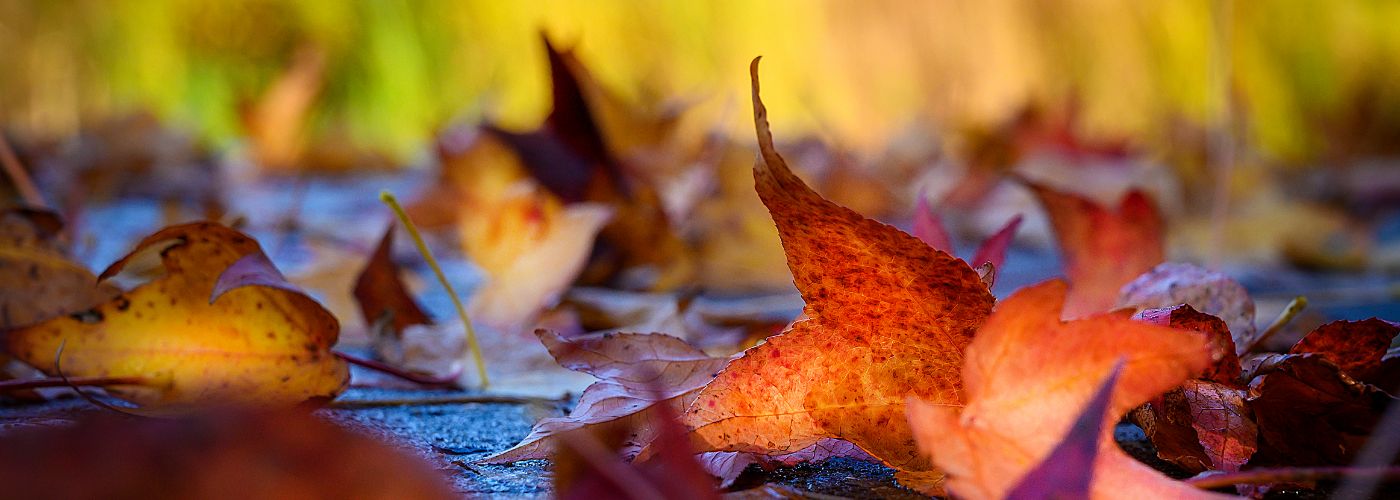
[1005, 362, 1123, 500]
[479, 329, 726, 464]
[913, 192, 1021, 273]
[969, 214, 1023, 272]
[0, 409, 456, 500]
[554, 385, 720, 500]
[1119, 263, 1257, 351]
[353, 224, 432, 338]
[912, 192, 953, 254]
[489, 36, 694, 291]
[906, 280, 1217, 499]
[0, 207, 119, 329]
[1025, 180, 1164, 318]
[679, 59, 995, 485]
[3, 222, 348, 408]
[463, 184, 613, 333]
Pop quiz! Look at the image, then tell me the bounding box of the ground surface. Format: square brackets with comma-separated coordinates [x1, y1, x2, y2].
[3, 176, 1397, 498]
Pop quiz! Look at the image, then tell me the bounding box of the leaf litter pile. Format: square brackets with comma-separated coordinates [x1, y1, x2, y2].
[2, 44, 1400, 499]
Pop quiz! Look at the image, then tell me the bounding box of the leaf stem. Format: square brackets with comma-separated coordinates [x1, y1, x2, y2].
[0, 135, 45, 208]
[1243, 295, 1307, 354]
[328, 394, 564, 409]
[333, 350, 460, 388]
[1186, 465, 1400, 490]
[0, 375, 147, 392]
[378, 190, 489, 389]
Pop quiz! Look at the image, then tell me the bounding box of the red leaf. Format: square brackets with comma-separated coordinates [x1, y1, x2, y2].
[1025, 181, 1164, 318]
[1289, 319, 1399, 386]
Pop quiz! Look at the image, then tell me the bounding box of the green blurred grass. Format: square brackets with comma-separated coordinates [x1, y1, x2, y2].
[2, 0, 1398, 164]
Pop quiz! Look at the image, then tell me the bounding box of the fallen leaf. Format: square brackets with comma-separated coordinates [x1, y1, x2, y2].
[1135, 304, 1241, 386]
[1180, 380, 1257, 473]
[553, 383, 720, 500]
[0, 409, 456, 499]
[1005, 361, 1123, 499]
[479, 329, 727, 464]
[678, 58, 994, 479]
[353, 224, 432, 338]
[463, 183, 613, 333]
[1131, 305, 1258, 474]
[1025, 180, 1164, 318]
[1247, 353, 1397, 467]
[1119, 263, 1257, 351]
[539, 329, 728, 394]
[0, 207, 119, 329]
[913, 192, 1022, 272]
[1288, 318, 1398, 386]
[3, 222, 349, 408]
[241, 45, 324, 172]
[489, 36, 694, 290]
[348, 224, 462, 379]
[906, 280, 1217, 499]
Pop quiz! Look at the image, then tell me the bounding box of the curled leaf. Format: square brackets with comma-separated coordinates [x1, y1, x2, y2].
[480, 329, 726, 464]
[3, 222, 348, 408]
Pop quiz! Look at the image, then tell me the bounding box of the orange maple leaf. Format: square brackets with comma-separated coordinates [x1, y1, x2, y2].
[907, 280, 1221, 499]
[675, 58, 994, 479]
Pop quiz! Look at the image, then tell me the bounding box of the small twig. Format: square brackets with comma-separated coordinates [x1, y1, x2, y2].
[0, 134, 45, 208]
[1242, 295, 1307, 354]
[1187, 466, 1400, 490]
[379, 190, 490, 389]
[0, 375, 146, 393]
[273, 174, 312, 255]
[328, 394, 564, 409]
[557, 431, 663, 500]
[334, 351, 462, 388]
[54, 340, 147, 417]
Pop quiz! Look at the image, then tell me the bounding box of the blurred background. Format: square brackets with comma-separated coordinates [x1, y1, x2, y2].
[3, 0, 1399, 332]
[5, 0, 1399, 161]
